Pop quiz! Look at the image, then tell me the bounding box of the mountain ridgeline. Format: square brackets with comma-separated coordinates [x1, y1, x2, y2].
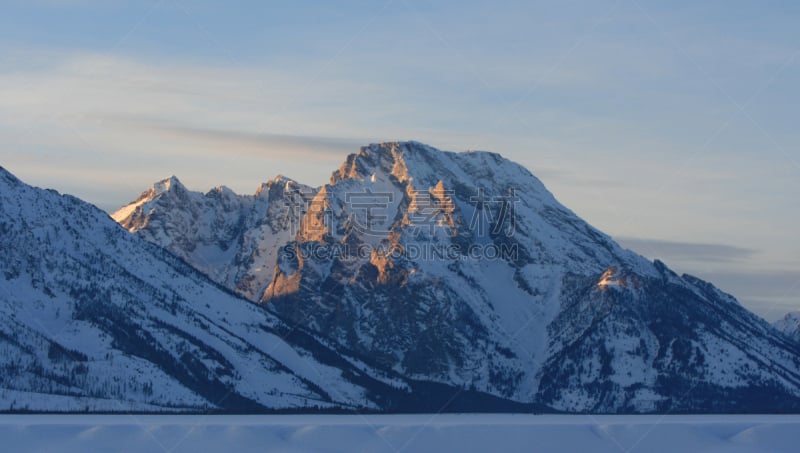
[109, 141, 800, 413]
[2, 141, 800, 413]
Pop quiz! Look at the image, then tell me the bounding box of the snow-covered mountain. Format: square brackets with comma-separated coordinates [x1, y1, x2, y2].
[113, 141, 800, 413]
[775, 312, 800, 343]
[3, 164, 527, 413]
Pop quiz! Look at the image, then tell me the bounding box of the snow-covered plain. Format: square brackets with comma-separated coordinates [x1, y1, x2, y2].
[1, 414, 798, 452]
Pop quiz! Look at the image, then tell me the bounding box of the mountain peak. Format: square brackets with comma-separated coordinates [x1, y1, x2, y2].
[152, 175, 184, 195]
[254, 174, 304, 197]
[331, 141, 524, 191]
[775, 311, 800, 342]
[207, 185, 237, 199]
[111, 175, 188, 225]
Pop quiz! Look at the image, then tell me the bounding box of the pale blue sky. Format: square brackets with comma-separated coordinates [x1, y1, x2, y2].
[1, 0, 799, 319]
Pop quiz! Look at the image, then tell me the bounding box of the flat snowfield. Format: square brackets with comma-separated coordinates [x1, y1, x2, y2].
[0, 414, 798, 452]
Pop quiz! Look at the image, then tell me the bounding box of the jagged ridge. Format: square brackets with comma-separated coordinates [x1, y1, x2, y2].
[106, 141, 800, 413]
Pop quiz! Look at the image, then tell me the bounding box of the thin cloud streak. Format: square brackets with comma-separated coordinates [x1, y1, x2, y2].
[99, 114, 367, 161]
[686, 269, 800, 321]
[617, 237, 757, 264]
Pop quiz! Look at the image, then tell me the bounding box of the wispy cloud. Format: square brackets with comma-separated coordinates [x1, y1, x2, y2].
[617, 237, 757, 264]
[533, 168, 630, 189]
[98, 115, 365, 160]
[0, 51, 395, 136]
[687, 269, 800, 321]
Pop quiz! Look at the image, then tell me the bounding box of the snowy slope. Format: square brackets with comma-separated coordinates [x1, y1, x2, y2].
[0, 165, 435, 412]
[112, 141, 800, 413]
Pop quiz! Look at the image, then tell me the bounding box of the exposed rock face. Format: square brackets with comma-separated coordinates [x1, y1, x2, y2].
[113, 175, 315, 302]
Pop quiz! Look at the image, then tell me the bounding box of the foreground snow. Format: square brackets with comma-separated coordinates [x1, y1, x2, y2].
[1, 414, 798, 452]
